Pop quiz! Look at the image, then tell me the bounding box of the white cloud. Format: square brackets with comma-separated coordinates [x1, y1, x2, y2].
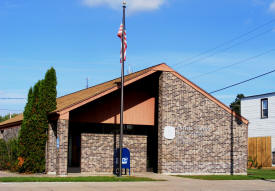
[270, 0, 275, 13]
[82, 0, 166, 13]
[252, 0, 265, 6]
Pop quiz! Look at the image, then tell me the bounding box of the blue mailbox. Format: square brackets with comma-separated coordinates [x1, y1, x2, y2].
[114, 148, 130, 175]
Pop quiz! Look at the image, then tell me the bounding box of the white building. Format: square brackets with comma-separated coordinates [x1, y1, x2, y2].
[241, 92, 275, 166]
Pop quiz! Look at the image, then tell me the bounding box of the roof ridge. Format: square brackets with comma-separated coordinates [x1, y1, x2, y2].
[242, 92, 275, 99]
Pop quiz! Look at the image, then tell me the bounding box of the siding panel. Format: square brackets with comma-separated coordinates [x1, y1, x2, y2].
[241, 94, 275, 137]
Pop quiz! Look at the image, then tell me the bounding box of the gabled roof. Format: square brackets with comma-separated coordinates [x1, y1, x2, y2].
[241, 92, 275, 100]
[54, 64, 155, 113]
[0, 64, 158, 128]
[0, 63, 248, 128]
[0, 114, 23, 128]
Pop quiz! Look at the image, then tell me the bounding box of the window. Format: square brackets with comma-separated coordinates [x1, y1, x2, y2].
[261, 98, 268, 118]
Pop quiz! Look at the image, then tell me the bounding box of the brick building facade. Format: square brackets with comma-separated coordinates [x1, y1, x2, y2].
[0, 63, 248, 175]
[158, 72, 247, 174]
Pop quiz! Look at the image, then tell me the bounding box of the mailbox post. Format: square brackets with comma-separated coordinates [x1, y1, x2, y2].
[115, 148, 130, 175]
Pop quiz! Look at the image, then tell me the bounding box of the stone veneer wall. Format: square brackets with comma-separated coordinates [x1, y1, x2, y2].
[0, 126, 20, 142]
[81, 134, 147, 173]
[56, 119, 69, 175]
[0, 121, 68, 176]
[158, 72, 248, 175]
[46, 122, 57, 174]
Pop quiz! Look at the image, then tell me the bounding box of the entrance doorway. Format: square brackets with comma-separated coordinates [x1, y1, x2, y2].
[68, 126, 81, 173]
[67, 123, 158, 173]
[146, 125, 158, 172]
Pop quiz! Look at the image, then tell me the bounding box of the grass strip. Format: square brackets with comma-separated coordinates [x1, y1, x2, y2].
[175, 169, 275, 180]
[0, 176, 162, 182]
[176, 175, 258, 180]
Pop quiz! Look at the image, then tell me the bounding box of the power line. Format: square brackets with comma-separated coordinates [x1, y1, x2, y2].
[175, 27, 273, 69]
[0, 109, 23, 111]
[210, 69, 275, 94]
[0, 97, 26, 100]
[173, 18, 275, 68]
[190, 48, 275, 79]
[142, 18, 275, 70]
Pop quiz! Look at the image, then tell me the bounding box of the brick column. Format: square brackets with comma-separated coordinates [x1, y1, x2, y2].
[158, 72, 164, 174]
[56, 119, 69, 176]
[46, 122, 57, 174]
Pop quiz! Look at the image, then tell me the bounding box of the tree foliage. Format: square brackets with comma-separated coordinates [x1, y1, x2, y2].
[0, 138, 19, 171]
[43, 68, 57, 113]
[230, 94, 245, 116]
[18, 68, 57, 173]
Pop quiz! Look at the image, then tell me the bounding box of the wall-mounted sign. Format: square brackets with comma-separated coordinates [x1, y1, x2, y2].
[178, 126, 211, 136]
[164, 126, 175, 140]
[176, 126, 211, 146]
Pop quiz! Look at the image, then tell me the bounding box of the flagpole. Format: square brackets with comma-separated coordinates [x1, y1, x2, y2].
[119, 0, 126, 177]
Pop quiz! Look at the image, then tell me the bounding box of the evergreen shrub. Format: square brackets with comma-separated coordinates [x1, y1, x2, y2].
[0, 139, 19, 171]
[18, 67, 57, 173]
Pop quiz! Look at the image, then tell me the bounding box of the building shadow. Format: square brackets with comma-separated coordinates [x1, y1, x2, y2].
[230, 108, 243, 175]
[113, 117, 118, 175]
[230, 110, 234, 175]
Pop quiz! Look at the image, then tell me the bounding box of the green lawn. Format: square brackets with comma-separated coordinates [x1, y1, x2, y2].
[248, 169, 275, 180]
[0, 176, 162, 182]
[176, 169, 275, 180]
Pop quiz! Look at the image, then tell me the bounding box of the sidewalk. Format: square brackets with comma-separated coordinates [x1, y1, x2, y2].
[1, 171, 275, 191]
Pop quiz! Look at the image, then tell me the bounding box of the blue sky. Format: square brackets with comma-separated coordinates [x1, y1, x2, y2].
[0, 0, 275, 116]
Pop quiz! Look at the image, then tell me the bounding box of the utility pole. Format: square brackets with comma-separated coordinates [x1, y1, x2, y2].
[86, 77, 89, 89]
[128, 65, 132, 74]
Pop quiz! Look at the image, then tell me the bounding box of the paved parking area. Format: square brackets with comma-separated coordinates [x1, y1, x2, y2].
[0, 173, 275, 191]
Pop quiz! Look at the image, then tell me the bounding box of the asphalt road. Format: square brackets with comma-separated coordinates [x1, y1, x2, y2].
[0, 175, 275, 191]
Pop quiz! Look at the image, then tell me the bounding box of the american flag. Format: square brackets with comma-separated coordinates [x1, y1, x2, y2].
[117, 24, 127, 63]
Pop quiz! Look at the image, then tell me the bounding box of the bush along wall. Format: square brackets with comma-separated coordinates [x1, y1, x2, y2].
[0, 139, 8, 170]
[0, 138, 19, 171]
[18, 67, 57, 173]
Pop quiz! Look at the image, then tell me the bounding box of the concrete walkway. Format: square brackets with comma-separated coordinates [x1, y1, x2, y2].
[0, 171, 275, 191]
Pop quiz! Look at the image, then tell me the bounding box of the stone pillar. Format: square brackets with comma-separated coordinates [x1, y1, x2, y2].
[56, 119, 69, 176]
[46, 122, 57, 174]
[157, 72, 164, 174]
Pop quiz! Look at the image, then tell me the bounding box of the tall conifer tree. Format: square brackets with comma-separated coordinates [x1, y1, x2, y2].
[43, 67, 57, 113]
[18, 68, 57, 173]
[18, 87, 33, 172]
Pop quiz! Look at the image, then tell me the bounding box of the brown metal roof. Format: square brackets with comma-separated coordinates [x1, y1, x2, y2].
[54, 65, 154, 113]
[0, 113, 23, 128]
[0, 64, 157, 128]
[0, 63, 248, 128]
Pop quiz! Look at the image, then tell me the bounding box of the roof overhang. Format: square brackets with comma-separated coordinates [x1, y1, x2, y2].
[0, 63, 249, 127]
[56, 69, 160, 116]
[0, 121, 22, 129]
